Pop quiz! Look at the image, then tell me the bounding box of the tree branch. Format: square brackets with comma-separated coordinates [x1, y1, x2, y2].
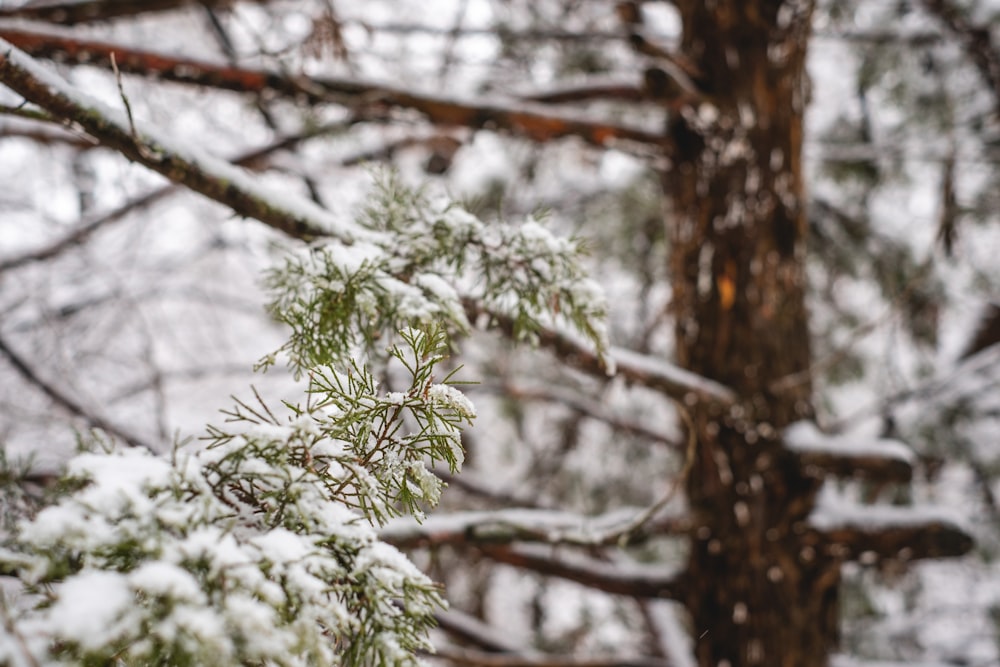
[382, 506, 690, 550]
[0, 119, 354, 272]
[808, 504, 974, 562]
[920, 0, 1000, 118]
[0, 0, 243, 24]
[0, 39, 349, 242]
[0, 332, 154, 451]
[467, 301, 736, 404]
[476, 544, 686, 601]
[477, 382, 679, 447]
[521, 82, 645, 105]
[434, 468, 555, 510]
[0, 24, 670, 150]
[433, 609, 523, 654]
[432, 609, 672, 666]
[432, 647, 670, 667]
[784, 421, 914, 484]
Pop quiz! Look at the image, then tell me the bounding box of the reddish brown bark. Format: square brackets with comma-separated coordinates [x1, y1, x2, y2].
[0, 8, 978, 665]
[0, 0, 241, 24]
[0, 27, 668, 150]
[663, 3, 833, 665]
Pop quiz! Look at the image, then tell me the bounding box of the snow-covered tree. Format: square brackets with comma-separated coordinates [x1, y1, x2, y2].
[1, 1, 998, 666]
[0, 164, 608, 665]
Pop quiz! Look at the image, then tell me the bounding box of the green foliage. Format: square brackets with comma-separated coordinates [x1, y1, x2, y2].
[0, 173, 610, 667]
[261, 172, 610, 377]
[0, 327, 466, 666]
[208, 326, 471, 526]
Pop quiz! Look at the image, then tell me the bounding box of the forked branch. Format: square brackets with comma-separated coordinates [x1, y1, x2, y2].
[0, 25, 671, 150]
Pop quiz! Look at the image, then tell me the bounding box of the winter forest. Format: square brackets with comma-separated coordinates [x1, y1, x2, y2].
[0, 0, 998, 665]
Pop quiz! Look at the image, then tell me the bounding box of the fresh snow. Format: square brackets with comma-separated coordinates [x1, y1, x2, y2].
[785, 420, 916, 465]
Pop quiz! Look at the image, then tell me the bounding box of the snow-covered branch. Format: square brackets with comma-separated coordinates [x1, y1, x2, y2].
[467, 300, 736, 404]
[0, 43, 611, 371]
[0, 37, 347, 242]
[785, 421, 915, 483]
[381, 506, 690, 549]
[0, 327, 476, 666]
[809, 500, 973, 562]
[0, 120, 351, 272]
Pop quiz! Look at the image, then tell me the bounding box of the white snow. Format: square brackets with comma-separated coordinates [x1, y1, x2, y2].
[611, 346, 736, 401]
[810, 486, 969, 534]
[34, 570, 136, 650]
[0, 35, 375, 245]
[785, 420, 916, 464]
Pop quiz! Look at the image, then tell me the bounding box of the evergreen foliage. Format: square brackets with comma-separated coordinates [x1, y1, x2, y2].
[0, 179, 608, 666]
[261, 173, 610, 378]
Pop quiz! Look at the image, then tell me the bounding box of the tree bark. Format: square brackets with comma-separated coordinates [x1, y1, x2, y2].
[663, 3, 834, 665]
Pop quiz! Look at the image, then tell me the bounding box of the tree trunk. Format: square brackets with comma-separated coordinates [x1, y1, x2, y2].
[664, 3, 839, 665]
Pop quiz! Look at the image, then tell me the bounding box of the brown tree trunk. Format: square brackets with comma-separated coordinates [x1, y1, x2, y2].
[664, 3, 838, 665]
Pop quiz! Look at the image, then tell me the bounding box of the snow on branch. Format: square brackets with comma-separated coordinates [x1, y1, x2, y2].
[0, 24, 671, 149]
[262, 174, 611, 375]
[611, 346, 737, 403]
[0, 326, 475, 666]
[808, 493, 973, 562]
[0, 42, 611, 370]
[0, 36, 350, 242]
[784, 421, 915, 483]
[381, 506, 690, 549]
[468, 300, 736, 403]
[0, 119, 351, 272]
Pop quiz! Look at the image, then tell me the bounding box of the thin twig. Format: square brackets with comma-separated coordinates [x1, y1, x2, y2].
[609, 399, 696, 547]
[110, 51, 156, 160]
[0, 332, 155, 451]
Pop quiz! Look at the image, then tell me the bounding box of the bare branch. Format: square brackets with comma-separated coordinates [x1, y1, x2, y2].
[814, 29, 942, 46]
[434, 469, 554, 510]
[920, 0, 1000, 118]
[0, 24, 670, 150]
[476, 382, 679, 447]
[522, 82, 645, 105]
[0, 181, 171, 273]
[0, 0, 242, 25]
[358, 22, 631, 43]
[0, 332, 154, 451]
[0, 119, 96, 148]
[433, 609, 523, 654]
[477, 544, 686, 600]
